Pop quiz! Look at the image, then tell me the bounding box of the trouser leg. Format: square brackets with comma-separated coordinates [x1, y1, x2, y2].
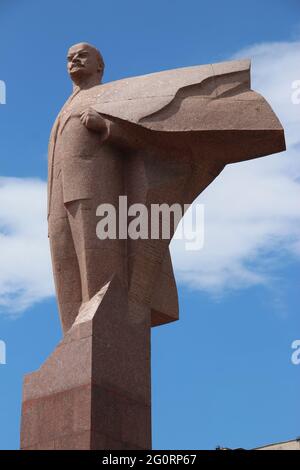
[48, 169, 83, 334]
[48, 215, 82, 334]
[66, 198, 127, 303]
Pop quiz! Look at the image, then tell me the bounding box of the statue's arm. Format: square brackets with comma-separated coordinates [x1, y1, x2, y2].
[80, 107, 122, 141]
[81, 106, 135, 149]
[80, 107, 108, 136]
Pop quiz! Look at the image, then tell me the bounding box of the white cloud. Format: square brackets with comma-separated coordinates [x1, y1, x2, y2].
[171, 40, 300, 294]
[0, 177, 54, 314]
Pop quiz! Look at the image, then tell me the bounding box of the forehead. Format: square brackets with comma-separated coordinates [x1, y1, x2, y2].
[68, 45, 93, 56]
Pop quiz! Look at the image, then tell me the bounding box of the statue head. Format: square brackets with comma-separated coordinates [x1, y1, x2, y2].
[67, 42, 105, 86]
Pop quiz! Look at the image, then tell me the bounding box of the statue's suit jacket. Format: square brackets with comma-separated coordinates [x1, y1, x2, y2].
[48, 59, 285, 326]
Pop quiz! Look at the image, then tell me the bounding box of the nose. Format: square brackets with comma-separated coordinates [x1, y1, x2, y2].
[71, 53, 80, 64]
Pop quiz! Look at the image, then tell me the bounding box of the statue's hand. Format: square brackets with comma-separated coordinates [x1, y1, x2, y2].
[80, 107, 108, 134]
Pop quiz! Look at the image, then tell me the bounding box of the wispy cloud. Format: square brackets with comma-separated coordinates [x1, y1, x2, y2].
[0, 177, 54, 314]
[172, 40, 300, 294]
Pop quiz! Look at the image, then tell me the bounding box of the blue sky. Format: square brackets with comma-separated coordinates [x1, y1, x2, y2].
[0, 0, 299, 450]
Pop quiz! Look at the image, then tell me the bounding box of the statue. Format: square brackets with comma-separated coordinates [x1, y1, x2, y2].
[20, 43, 285, 450]
[47, 42, 181, 334]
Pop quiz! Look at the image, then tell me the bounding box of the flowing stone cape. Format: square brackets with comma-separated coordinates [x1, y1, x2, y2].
[93, 59, 285, 327]
[92, 59, 284, 160]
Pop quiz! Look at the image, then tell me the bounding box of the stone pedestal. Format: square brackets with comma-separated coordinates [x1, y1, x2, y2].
[20, 276, 151, 450]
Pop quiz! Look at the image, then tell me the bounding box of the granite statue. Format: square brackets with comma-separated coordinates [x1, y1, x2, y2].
[20, 43, 285, 450]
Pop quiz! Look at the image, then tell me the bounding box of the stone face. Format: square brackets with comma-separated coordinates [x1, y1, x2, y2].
[20, 42, 286, 450]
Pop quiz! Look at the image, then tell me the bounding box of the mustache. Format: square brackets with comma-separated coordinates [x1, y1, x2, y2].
[70, 62, 85, 69]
